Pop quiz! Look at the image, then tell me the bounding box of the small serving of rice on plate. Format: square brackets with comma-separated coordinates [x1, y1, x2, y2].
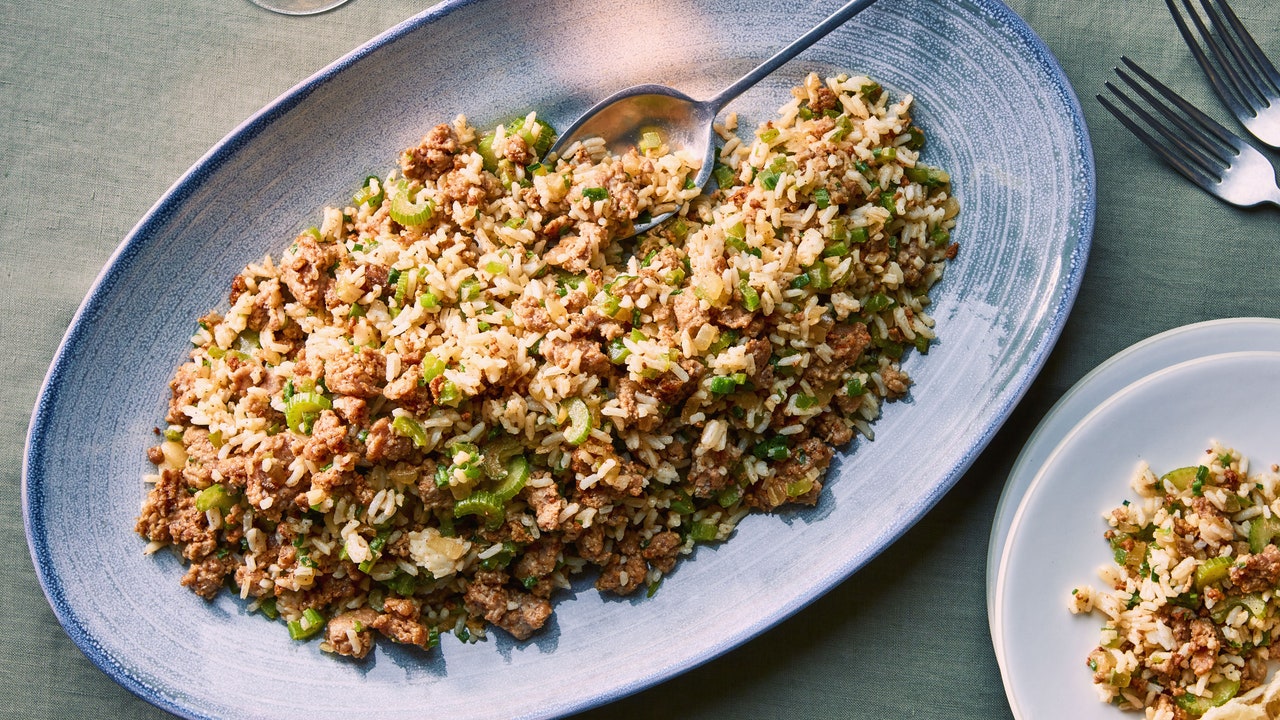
[135, 71, 961, 659]
[1071, 443, 1280, 718]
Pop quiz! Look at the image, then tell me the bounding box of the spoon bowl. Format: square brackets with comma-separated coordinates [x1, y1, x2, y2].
[547, 0, 882, 235]
[553, 85, 720, 230]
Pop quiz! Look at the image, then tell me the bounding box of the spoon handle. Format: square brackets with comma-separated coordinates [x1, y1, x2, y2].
[706, 0, 881, 113]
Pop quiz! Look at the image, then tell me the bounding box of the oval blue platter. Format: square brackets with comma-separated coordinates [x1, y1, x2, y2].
[24, 0, 1093, 717]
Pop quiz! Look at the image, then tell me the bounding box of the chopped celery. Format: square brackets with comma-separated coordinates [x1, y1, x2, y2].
[389, 180, 434, 226]
[285, 392, 331, 434]
[1194, 556, 1232, 589]
[287, 607, 325, 641]
[453, 490, 505, 528]
[352, 176, 384, 209]
[392, 415, 429, 448]
[564, 397, 592, 446]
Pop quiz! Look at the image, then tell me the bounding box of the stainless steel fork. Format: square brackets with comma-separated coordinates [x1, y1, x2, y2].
[1098, 57, 1280, 208]
[1167, 0, 1280, 147]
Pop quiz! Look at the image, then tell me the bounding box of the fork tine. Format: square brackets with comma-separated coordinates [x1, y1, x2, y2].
[1104, 79, 1225, 181]
[1206, 0, 1280, 96]
[1171, 0, 1259, 115]
[1195, 0, 1273, 106]
[1097, 91, 1222, 190]
[1119, 57, 1243, 153]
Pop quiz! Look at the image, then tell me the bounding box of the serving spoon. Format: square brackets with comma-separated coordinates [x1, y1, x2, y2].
[548, 0, 882, 235]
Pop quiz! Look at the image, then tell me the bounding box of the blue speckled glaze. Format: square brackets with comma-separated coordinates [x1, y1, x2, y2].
[23, 0, 1093, 717]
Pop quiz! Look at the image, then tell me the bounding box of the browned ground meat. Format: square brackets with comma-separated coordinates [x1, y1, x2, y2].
[804, 322, 871, 385]
[400, 123, 459, 183]
[463, 571, 552, 640]
[324, 347, 385, 398]
[325, 608, 381, 659]
[1230, 545, 1280, 593]
[371, 597, 434, 647]
[280, 232, 333, 309]
[364, 416, 414, 463]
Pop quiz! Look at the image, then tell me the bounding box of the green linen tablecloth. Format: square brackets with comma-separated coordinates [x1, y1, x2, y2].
[2, 1, 1278, 717]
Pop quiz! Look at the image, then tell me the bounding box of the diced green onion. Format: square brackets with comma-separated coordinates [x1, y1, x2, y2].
[563, 397, 592, 446]
[850, 226, 870, 244]
[484, 260, 506, 275]
[790, 272, 811, 289]
[808, 263, 832, 291]
[706, 329, 739, 355]
[752, 436, 791, 461]
[384, 572, 417, 597]
[389, 180, 435, 227]
[285, 392, 331, 434]
[740, 282, 761, 312]
[861, 81, 883, 103]
[863, 292, 895, 313]
[194, 483, 236, 512]
[437, 380, 463, 407]
[822, 242, 848, 258]
[669, 492, 695, 515]
[607, 337, 631, 364]
[348, 303, 366, 318]
[689, 521, 719, 542]
[712, 164, 735, 188]
[880, 190, 898, 216]
[794, 394, 818, 409]
[352, 176, 384, 209]
[904, 126, 926, 151]
[903, 164, 951, 187]
[447, 441, 484, 481]
[458, 277, 481, 302]
[813, 187, 831, 209]
[758, 127, 780, 144]
[392, 415, 429, 448]
[830, 115, 853, 141]
[304, 227, 322, 242]
[872, 146, 897, 162]
[479, 541, 518, 570]
[709, 376, 739, 395]
[420, 354, 446, 382]
[845, 376, 866, 397]
[717, 487, 742, 508]
[582, 187, 609, 201]
[258, 596, 278, 619]
[287, 608, 326, 641]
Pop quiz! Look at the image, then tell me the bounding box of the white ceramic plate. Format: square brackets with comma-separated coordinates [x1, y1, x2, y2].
[993, 351, 1280, 718]
[987, 318, 1280, 633]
